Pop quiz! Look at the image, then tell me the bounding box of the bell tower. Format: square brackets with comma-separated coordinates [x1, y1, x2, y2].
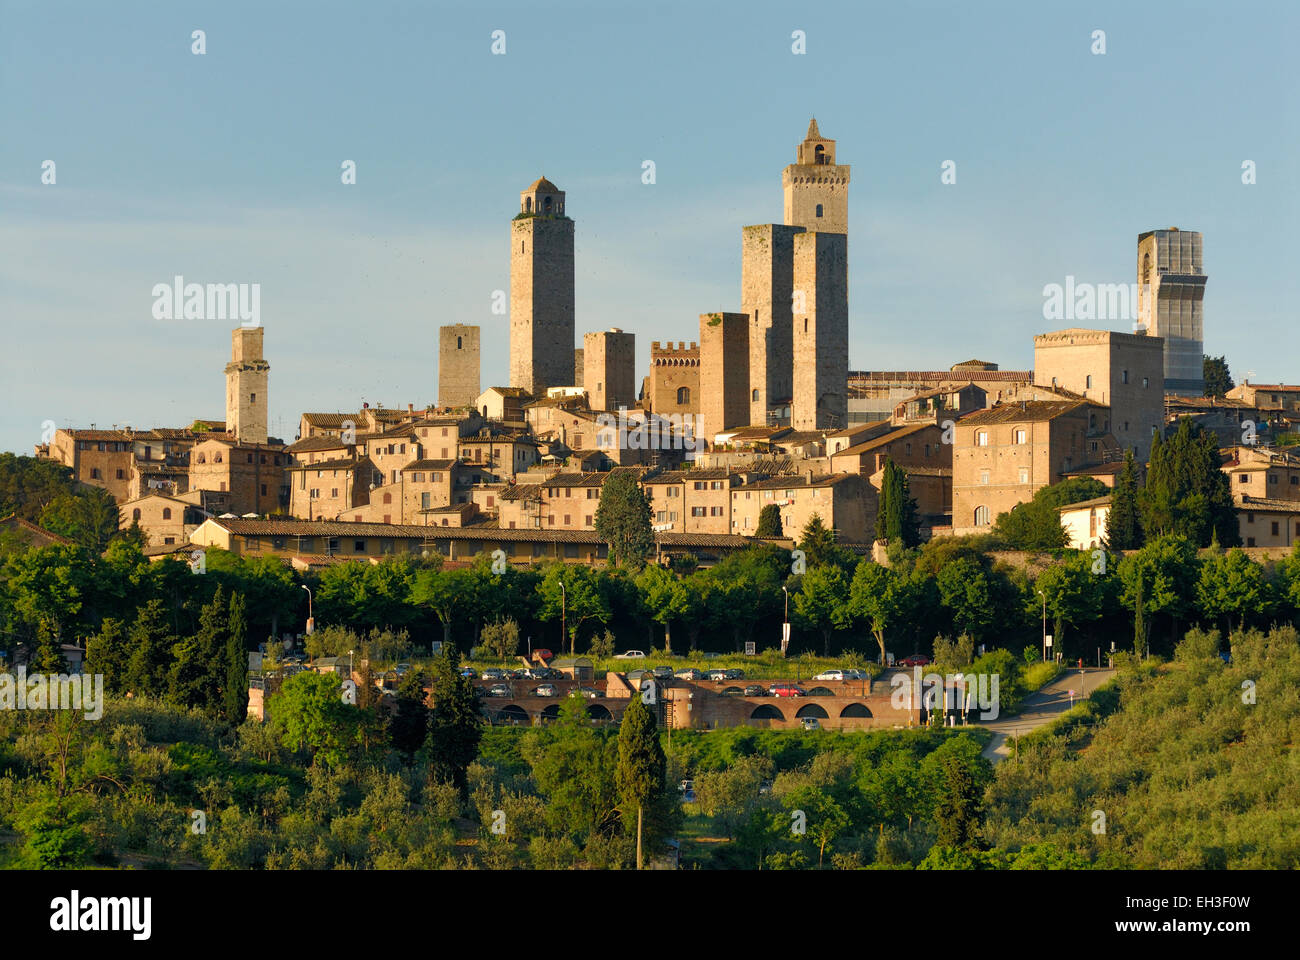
[510, 176, 575, 395]
[782, 118, 850, 234]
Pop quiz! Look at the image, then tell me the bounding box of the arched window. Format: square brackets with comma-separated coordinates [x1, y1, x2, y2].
[676, 387, 690, 405]
[132, 508, 141, 522]
[974, 505, 990, 526]
[752, 389, 759, 402]
[521, 241, 525, 253]
[816, 203, 824, 218]
[457, 336, 462, 349]
[814, 144, 825, 164]
[543, 196, 552, 213]
[525, 197, 532, 213]
[162, 507, 171, 520]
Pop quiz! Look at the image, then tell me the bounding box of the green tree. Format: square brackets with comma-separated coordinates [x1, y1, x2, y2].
[480, 617, 521, 661]
[85, 617, 129, 694]
[593, 470, 654, 570]
[635, 563, 678, 652]
[1118, 534, 1200, 654]
[792, 564, 851, 656]
[224, 592, 250, 724]
[1203, 354, 1235, 399]
[426, 643, 482, 797]
[993, 477, 1108, 550]
[1196, 549, 1272, 633]
[391, 669, 430, 761]
[1105, 449, 1143, 550]
[537, 564, 611, 654]
[268, 670, 359, 769]
[615, 695, 676, 865]
[0, 453, 79, 522]
[756, 504, 784, 538]
[848, 560, 915, 664]
[123, 598, 176, 696]
[935, 556, 998, 642]
[1140, 417, 1239, 547]
[875, 459, 920, 547]
[1031, 551, 1116, 654]
[933, 755, 984, 850]
[37, 488, 120, 553]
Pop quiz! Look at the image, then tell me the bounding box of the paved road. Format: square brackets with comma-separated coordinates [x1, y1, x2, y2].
[978, 667, 1115, 764]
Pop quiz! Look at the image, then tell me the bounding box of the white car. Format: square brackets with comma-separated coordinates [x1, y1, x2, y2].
[813, 670, 846, 681]
[614, 650, 646, 660]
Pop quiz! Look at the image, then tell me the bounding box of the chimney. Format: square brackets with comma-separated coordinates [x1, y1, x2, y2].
[408, 403, 414, 413]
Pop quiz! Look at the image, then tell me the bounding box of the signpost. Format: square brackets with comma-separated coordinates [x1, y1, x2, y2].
[745, 641, 756, 656]
[780, 623, 790, 655]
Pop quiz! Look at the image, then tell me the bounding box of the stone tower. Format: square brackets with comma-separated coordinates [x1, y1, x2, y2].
[510, 177, 575, 396]
[225, 326, 269, 444]
[791, 232, 849, 430]
[438, 324, 480, 409]
[699, 312, 750, 446]
[742, 223, 804, 426]
[783, 118, 850, 234]
[1136, 227, 1206, 395]
[584, 328, 636, 412]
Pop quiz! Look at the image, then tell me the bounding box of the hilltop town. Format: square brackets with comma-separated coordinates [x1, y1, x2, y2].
[32, 120, 1300, 566]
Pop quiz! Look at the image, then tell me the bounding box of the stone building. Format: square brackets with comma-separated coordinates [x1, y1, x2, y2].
[189, 436, 289, 515]
[583, 328, 636, 412]
[510, 177, 575, 396]
[1227, 382, 1300, 416]
[1136, 228, 1206, 395]
[792, 231, 849, 430]
[287, 457, 378, 520]
[438, 324, 480, 410]
[573, 348, 584, 388]
[642, 469, 736, 535]
[847, 366, 1035, 424]
[952, 400, 1103, 535]
[699, 313, 750, 445]
[225, 327, 270, 445]
[1033, 328, 1165, 461]
[647, 341, 700, 419]
[119, 492, 205, 549]
[742, 224, 803, 426]
[42, 428, 138, 502]
[782, 117, 850, 234]
[728, 472, 873, 542]
[1222, 446, 1300, 502]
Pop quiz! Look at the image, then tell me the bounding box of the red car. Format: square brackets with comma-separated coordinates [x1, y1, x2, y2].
[768, 683, 807, 698]
[533, 649, 554, 663]
[899, 654, 932, 667]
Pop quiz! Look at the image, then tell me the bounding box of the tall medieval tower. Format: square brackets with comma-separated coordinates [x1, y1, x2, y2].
[225, 326, 269, 444]
[782, 118, 849, 234]
[510, 177, 575, 396]
[1136, 227, 1206, 395]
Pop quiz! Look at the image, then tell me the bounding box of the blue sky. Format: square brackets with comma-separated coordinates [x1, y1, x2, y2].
[2, 0, 1297, 452]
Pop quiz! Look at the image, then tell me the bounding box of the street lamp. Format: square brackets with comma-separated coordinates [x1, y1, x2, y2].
[560, 579, 568, 656]
[1036, 589, 1046, 664]
[301, 585, 314, 636]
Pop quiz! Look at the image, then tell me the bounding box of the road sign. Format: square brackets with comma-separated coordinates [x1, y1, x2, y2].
[745, 642, 756, 656]
[781, 622, 791, 654]
[1045, 635, 1053, 647]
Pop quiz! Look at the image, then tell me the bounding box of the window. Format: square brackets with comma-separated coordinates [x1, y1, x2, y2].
[1248, 537, 1257, 547]
[1240, 474, 1250, 484]
[710, 506, 723, 516]
[975, 431, 989, 447]
[694, 481, 706, 490]
[815, 203, 823, 218]
[1014, 429, 1026, 444]
[1085, 375, 1092, 389]
[974, 505, 990, 526]
[677, 387, 690, 405]
[383, 492, 392, 504]
[91, 468, 101, 479]
[585, 515, 593, 525]
[331, 488, 338, 497]
[692, 506, 707, 517]
[980, 469, 990, 485]
[711, 481, 724, 490]
[132, 508, 141, 521]
[1269, 474, 1278, 485]
[1143, 377, 1149, 389]
[1019, 468, 1030, 484]
[752, 389, 759, 402]
[421, 493, 431, 509]
[1272, 521, 1280, 536]
[354, 540, 366, 552]
[163, 537, 174, 545]
[1122, 370, 1129, 384]
[261, 484, 268, 495]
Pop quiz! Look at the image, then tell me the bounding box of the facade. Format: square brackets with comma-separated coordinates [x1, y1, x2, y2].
[583, 328, 636, 412]
[791, 231, 849, 430]
[189, 436, 289, 515]
[782, 117, 850, 234]
[742, 223, 803, 426]
[225, 327, 270, 445]
[643, 469, 736, 534]
[120, 493, 205, 549]
[952, 400, 1101, 536]
[1058, 496, 1112, 551]
[1136, 228, 1206, 395]
[287, 457, 377, 520]
[847, 366, 1035, 424]
[648, 341, 700, 419]
[510, 177, 575, 395]
[42, 428, 137, 501]
[1222, 446, 1300, 501]
[728, 472, 873, 542]
[1227, 382, 1300, 416]
[438, 324, 480, 410]
[1033, 328, 1165, 461]
[1236, 498, 1300, 548]
[699, 313, 750, 445]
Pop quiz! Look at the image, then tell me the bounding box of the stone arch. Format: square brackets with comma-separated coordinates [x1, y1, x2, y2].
[807, 686, 834, 698]
[543, 196, 553, 213]
[586, 703, 612, 722]
[525, 197, 532, 213]
[750, 704, 784, 720]
[496, 704, 529, 726]
[540, 704, 561, 723]
[796, 703, 829, 719]
[721, 686, 744, 697]
[839, 703, 872, 718]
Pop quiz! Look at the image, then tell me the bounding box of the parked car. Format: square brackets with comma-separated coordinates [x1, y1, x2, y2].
[724, 668, 745, 680]
[614, 650, 646, 660]
[813, 670, 845, 681]
[679, 779, 696, 803]
[706, 669, 729, 682]
[482, 668, 508, 681]
[675, 668, 703, 680]
[651, 665, 674, 679]
[744, 684, 767, 697]
[487, 684, 511, 698]
[769, 683, 807, 698]
[899, 654, 932, 667]
[535, 684, 557, 697]
[533, 648, 555, 662]
[508, 669, 529, 679]
[460, 667, 477, 679]
[578, 686, 602, 699]
[800, 717, 822, 731]
[395, 662, 412, 676]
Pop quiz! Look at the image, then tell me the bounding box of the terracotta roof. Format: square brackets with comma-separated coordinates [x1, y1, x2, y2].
[832, 422, 936, 458]
[63, 429, 136, 441]
[403, 459, 459, 471]
[527, 176, 560, 193]
[848, 370, 1033, 382]
[300, 413, 357, 428]
[645, 468, 734, 484]
[1058, 496, 1113, 512]
[1235, 496, 1300, 513]
[737, 474, 851, 491]
[287, 435, 354, 453]
[959, 400, 1087, 425]
[286, 457, 367, 472]
[0, 514, 74, 548]
[1064, 461, 1127, 476]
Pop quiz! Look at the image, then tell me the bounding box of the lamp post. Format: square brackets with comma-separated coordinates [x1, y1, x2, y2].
[781, 585, 789, 658]
[1036, 589, 1046, 664]
[560, 579, 568, 656]
[301, 585, 314, 636]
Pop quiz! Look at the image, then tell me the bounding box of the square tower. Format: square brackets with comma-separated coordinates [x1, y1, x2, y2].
[699, 313, 750, 446]
[573, 348, 585, 388]
[1136, 228, 1206, 395]
[782, 119, 850, 234]
[510, 177, 575, 396]
[225, 326, 269, 444]
[438, 324, 480, 410]
[792, 232, 849, 430]
[742, 224, 805, 426]
[584, 328, 636, 412]
[649, 340, 700, 418]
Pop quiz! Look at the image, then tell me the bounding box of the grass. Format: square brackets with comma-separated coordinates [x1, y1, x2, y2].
[1022, 660, 1063, 693]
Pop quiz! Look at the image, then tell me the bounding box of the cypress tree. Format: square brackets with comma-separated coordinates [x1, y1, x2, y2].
[224, 592, 250, 724]
[615, 695, 677, 865]
[1105, 449, 1143, 550]
[756, 504, 784, 538]
[426, 644, 482, 798]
